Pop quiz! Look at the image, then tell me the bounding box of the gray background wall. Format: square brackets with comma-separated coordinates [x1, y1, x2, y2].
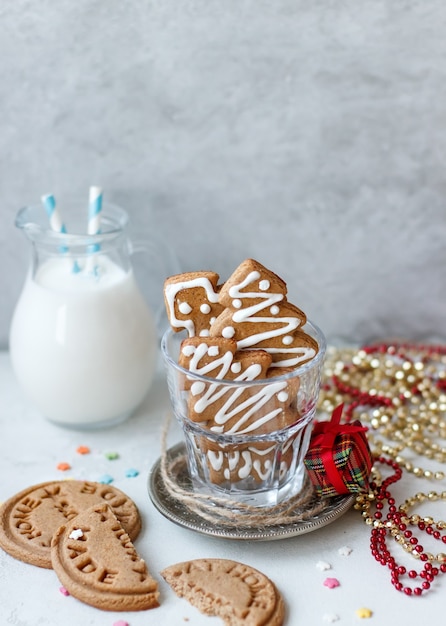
[1, 1, 445, 349]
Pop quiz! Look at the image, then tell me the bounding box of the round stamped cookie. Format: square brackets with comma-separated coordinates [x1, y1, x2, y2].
[0, 480, 141, 569]
[161, 558, 284, 626]
[51, 503, 159, 612]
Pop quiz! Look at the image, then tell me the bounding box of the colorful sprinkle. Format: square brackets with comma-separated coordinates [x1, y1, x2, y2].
[113, 621, 129, 626]
[59, 586, 70, 596]
[338, 545, 353, 556]
[356, 607, 373, 619]
[76, 445, 90, 455]
[68, 529, 83, 540]
[323, 577, 340, 589]
[125, 468, 139, 478]
[105, 451, 119, 460]
[316, 560, 332, 571]
[98, 474, 114, 484]
[57, 462, 71, 471]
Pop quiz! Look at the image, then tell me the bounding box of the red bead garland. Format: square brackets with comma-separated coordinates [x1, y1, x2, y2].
[321, 341, 446, 596]
[365, 456, 446, 596]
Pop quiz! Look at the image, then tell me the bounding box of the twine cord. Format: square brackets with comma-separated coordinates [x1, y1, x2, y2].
[159, 413, 329, 528]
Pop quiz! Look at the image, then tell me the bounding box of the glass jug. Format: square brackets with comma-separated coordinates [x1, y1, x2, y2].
[9, 199, 176, 429]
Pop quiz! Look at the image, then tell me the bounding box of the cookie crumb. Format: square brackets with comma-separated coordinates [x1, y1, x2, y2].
[323, 577, 340, 589]
[57, 462, 71, 471]
[356, 607, 373, 619]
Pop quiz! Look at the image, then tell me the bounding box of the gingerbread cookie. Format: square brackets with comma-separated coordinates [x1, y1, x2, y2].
[0, 480, 141, 569]
[210, 258, 318, 368]
[163, 271, 224, 337]
[161, 558, 284, 626]
[51, 503, 159, 611]
[179, 337, 300, 435]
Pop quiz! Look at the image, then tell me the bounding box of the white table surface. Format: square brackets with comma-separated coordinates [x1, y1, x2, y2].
[1, 348, 445, 626]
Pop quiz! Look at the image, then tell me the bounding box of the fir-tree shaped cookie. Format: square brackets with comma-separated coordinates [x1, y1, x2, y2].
[210, 259, 318, 368]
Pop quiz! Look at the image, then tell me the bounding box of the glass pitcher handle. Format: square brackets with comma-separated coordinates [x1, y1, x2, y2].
[129, 237, 181, 338]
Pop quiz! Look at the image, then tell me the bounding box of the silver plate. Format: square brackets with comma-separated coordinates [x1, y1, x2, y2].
[148, 443, 355, 541]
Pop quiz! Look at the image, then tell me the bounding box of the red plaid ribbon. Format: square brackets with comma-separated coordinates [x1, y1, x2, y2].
[304, 404, 373, 496]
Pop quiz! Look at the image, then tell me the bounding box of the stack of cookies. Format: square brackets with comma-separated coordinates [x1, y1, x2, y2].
[0, 480, 160, 612]
[163, 258, 321, 489]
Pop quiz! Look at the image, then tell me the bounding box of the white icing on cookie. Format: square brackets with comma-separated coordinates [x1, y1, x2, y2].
[207, 450, 224, 471]
[191, 381, 206, 395]
[182, 345, 195, 357]
[228, 451, 240, 472]
[279, 460, 288, 479]
[253, 458, 273, 480]
[266, 346, 316, 368]
[178, 302, 192, 315]
[222, 326, 236, 338]
[237, 451, 253, 479]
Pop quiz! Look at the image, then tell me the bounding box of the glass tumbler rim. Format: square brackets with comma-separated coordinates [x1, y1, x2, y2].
[161, 319, 327, 388]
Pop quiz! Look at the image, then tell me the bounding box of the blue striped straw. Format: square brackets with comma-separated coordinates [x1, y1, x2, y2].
[41, 193, 69, 254]
[86, 186, 102, 273]
[41, 193, 80, 271]
[41, 193, 66, 234]
[88, 186, 102, 242]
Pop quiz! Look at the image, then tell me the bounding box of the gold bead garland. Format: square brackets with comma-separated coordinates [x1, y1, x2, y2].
[318, 343, 446, 480]
[317, 343, 446, 594]
[354, 486, 446, 564]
